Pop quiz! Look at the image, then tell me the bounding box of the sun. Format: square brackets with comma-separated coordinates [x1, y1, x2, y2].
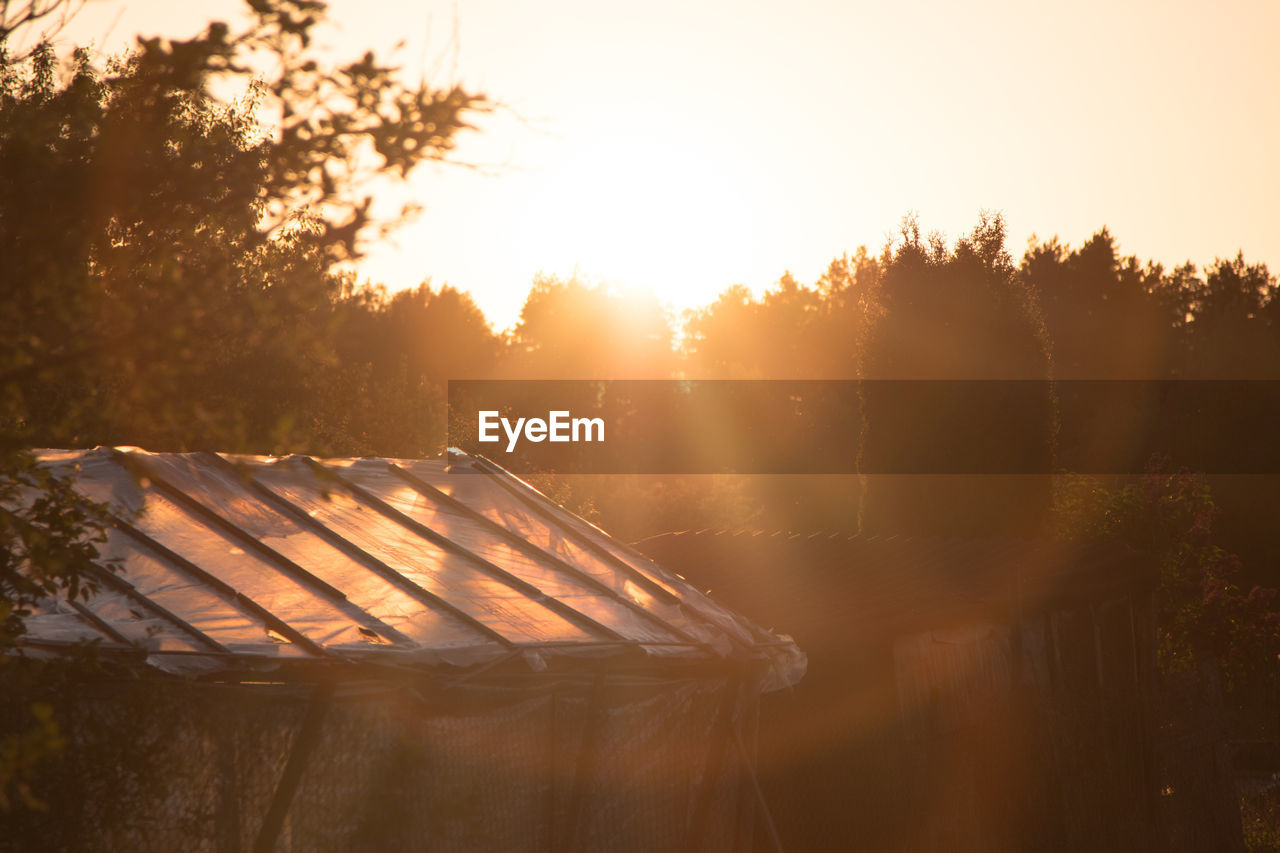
[511, 127, 767, 312]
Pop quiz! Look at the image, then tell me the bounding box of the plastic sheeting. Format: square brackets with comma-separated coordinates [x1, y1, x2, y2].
[0, 673, 763, 853]
[20, 448, 805, 688]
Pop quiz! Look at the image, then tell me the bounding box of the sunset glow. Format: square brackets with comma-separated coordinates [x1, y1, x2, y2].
[508, 126, 767, 310]
[55, 0, 1280, 330]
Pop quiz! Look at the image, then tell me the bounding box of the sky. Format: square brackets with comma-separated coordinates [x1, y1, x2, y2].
[48, 0, 1280, 331]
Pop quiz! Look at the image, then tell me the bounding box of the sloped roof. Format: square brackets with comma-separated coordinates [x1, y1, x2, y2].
[636, 529, 1153, 646]
[16, 449, 804, 688]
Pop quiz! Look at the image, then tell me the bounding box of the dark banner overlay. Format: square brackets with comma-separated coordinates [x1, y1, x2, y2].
[447, 380, 1280, 475]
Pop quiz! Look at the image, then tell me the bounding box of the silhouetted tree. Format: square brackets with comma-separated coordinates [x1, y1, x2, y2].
[1056, 464, 1280, 685]
[682, 253, 880, 380]
[859, 213, 1055, 536]
[508, 275, 675, 379]
[1022, 229, 1180, 378]
[0, 0, 485, 451]
[304, 281, 503, 456]
[1180, 253, 1279, 378]
[678, 261, 879, 531]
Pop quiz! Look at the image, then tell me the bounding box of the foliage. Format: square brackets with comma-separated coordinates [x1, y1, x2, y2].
[856, 212, 1055, 536]
[1021, 230, 1181, 378]
[862, 211, 1051, 379]
[1054, 463, 1280, 685]
[0, 451, 114, 649]
[682, 250, 880, 379]
[0, 702, 63, 812]
[312, 280, 503, 456]
[1241, 787, 1280, 853]
[0, 0, 485, 451]
[0, 1, 79, 63]
[508, 275, 675, 379]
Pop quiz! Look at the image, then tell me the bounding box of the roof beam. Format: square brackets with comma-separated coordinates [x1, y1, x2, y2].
[107, 514, 328, 658]
[467, 457, 771, 652]
[67, 598, 136, 647]
[86, 558, 229, 654]
[203, 452, 515, 651]
[115, 450, 413, 649]
[469, 457, 683, 604]
[0, 504, 226, 653]
[387, 462, 715, 653]
[299, 458, 626, 645]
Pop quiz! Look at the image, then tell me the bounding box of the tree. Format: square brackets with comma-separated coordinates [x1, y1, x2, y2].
[1021, 229, 1180, 379]
[508, 275, 675, 379]
[678, 261, 880, 532]
[301, 281, 503, 457]
[0, 0, 485, 450]
[1055, 463, 1280, 686]
[1181, 253, 1279, 378]
[0, 0, 80, 63]
[681, 251, 880, 381]
[858, 213, 1055, 536]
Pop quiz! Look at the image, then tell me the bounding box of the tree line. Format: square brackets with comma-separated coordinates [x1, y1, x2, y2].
[16, 217, 1279, 453]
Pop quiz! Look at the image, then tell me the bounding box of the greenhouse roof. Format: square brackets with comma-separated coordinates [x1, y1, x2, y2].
[17, 448, 804, 688]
